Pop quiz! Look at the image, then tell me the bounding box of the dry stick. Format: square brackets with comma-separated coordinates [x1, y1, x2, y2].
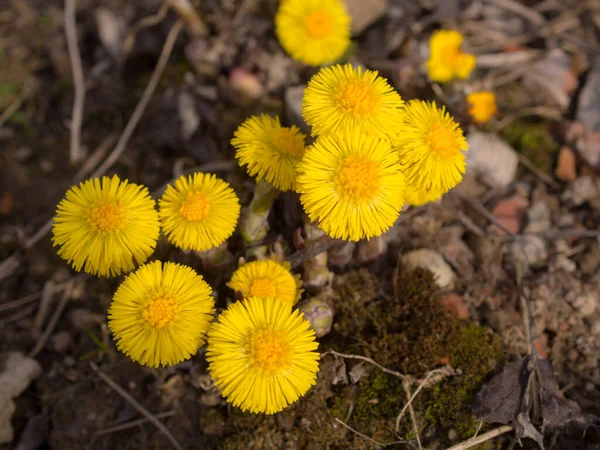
[122, 1, 171, 58]
[29, 281, 73, 358]
[488, 0, 545, 24]
[449, 192, 516, 238]
[94, 410, 176, 436]
[287, 239, 346, 270]
[64, 0, 86, 164]
[321, 350, 408, 380]
[33, 280, 56, 335]
[90, 362, 184, 450]
[0, 78, 30, 128]
[73, 133, 117, 182]
[335, 418, 406, 448]
[402, 380, 423, 450]
[0, 278, 80, 314]
[518, 154, 560, 189]
[493, 106, 562, 133]
[168, 0, 208, 36]
[0, 305, 37, 325]
[92, 20, 184, 178]
[395, 370, 437, 433]
[445, 425, 514, 450]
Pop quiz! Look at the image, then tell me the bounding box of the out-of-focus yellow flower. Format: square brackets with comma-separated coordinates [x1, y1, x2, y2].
[404, 184, 443, 207]
[52, 175, 159, 277]
[206, 296, 319, 414]
[427, 30, 475, 83]
[303, 63, 404, 140]
[394, 100, 468, 194]
[297, 129, 405, 241]
[275, 0, 350, 66]
[158, 173, 240, 252]
[467, 91, 497, 124]
[231, 115, 306, 192]
[108, 261, 215, 368]
[228, 259, 302, 306]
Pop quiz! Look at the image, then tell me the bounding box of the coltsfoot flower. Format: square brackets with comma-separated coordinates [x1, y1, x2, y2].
[394, 100, 468, 194]
[52, 175, 159, 277]
[467, 91, 497, 124]
[158, 173, 240, 252]
[206, 296, 319, 414]
[302, 63, 404, 140]
[297, 129, 405, 241]
[228, 259, 302, 306]
[108, 261, 215, 368]
[231, 115, 306, 192]
[426, 29, 475, 83]
[275, 0, 350, 66]
[404, 184, 443, 207]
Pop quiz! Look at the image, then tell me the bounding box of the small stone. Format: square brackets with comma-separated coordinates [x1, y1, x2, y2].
[524, 202, 551, 233]
[52, 331, 72, 353]
[508, 236, 548, 269]
[579, 245, 600, 275]
[342, 0, 388, 35]
[569, 292, 597, 317]
[491, 196, 528, 235]
[285, 85, 310, 135]
[199, 392, 222, 407]
[448, 429, 458, 441]
[555, 255, 576, 273]
[298, 298, 334, 338]
[562, 176, 599, 206]
[39, 159, 54, 173]
[555, 146, 577, 181]
[534, 335, 549, 359]
[466, 131, 519, 189]
[439, 293, 469, 319]
[229, 68, 264, 106]
[356, 235, 388, 263]
[401, 249, 455, 289]
[328, 242, 356, 269]
[436, 226, 475, 278]
[14, 146, 33, 162]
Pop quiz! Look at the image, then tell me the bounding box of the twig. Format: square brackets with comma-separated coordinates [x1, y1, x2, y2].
[445, 425, 513, 450]
[404, 380, 423, 450]
[0, 78, 30, 128]
[518, 154, 560, 189]
[123, 1, 171, 59]
[90, 362, 184, 450]
[287, 238, 346, 270]
[321, 350, 407, 380]
[29, 280, 74, 358]
[395, 370, 436, 434]
[93, 410, 176, 436]
[493, 106, 562, 133]
[487, 0, 545, 24]
[64, 0, 86, 164]
[0, 278, 80, 314]
[0, 305, 37, 325]
[334, 418, 406, 448]
[152, 160, 237, 197]
[449, 192, 516, 238]
[168, 0, 208, 36]
[33, 280, 55, 335]
[73, 134, 117, 182]
[92, 20, 184, 178]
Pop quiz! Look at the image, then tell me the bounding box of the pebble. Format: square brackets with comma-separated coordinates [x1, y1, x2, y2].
[52, 330, 72, 353]
[491, 196, 528, 235]
[555, 146, 577, 181]
[401, 248, 456, 289]
[508, 236, 548, 268]
[524, 202, 551, 233]
[569, 292, 597, 317]
[466, 131, 519, 189]
[342, 0, 388, 35]
[562, 176, 599, 206]
[439, 293, 469, 319]
[436, 226, 475, 278]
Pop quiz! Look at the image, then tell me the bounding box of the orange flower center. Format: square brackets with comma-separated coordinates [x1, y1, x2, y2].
[142, 292, 177, 328]
[87, 200, 127, 232]
[179, 191, 210, 221]
[336, 80, 380, 117]
[249, 329, 292, 375]
[334, 155, 380, 202]
[441, 45, 462, 68]
[249, 278, 277, 298]
[426, 122, 462, 158]
[304, 9, 333, 39]
[272, 128, 305, 157]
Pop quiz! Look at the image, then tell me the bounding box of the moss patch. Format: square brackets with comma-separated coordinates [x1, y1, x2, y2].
[501, 120, 559, 172]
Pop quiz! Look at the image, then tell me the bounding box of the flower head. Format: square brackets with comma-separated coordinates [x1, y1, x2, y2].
[228, 260, 302, 306]
[467, 91, 497, 124]
[394, 100, 468, 194]
[297, 129, 405, 241]
[108, 261, 215, 368]
[158, 173, 240, 251]
[52, 175, 159, 277]
[206, 296, 319, 414]
[427, 29, 475, 83]
[231, 115, 306, 192]
[275, 0, 350, 66]
[303, 64, 404, 140]
[404, 184, 443, 207]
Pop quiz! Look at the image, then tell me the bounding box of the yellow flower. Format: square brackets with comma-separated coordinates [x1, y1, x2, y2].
[206, 296, 319, 414]
[228, 260, 302, 306]
[231, 115, 306, 192]
[394, 100, 468, 194]
[467, 91, 497, 124]
[52, 175, 159, 277]
[275, 0, 350, 66]
[302, 64, 404, 140]
[427, 30, 475, 83]
[158, 173, 240, 252]
[108, 261, 215, 368]
[297, 129, 405, 241]
[404, 184, 443, 207]
[394, 100, 469, 194]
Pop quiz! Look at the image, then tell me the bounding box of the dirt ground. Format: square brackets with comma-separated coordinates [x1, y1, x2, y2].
[1, 0, 600, 449]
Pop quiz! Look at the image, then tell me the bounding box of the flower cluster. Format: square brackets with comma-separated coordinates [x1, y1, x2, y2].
[426, 29, 475, 83]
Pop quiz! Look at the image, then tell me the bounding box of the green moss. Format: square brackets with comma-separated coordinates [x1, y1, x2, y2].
[501, 120, 559, 172]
